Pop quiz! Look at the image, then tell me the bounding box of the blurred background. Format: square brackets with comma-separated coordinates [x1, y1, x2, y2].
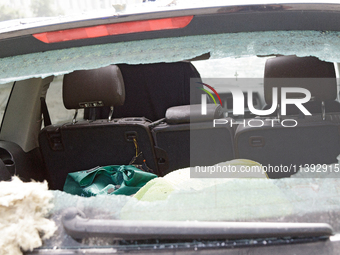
[0, 0, 149, 21]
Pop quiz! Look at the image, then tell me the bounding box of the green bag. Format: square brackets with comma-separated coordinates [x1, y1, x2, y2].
[63, 165, 157, 197]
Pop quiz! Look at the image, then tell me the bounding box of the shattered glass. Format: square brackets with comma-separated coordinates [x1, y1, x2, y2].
[2, 30, 340, 84]
[45, 159, 340, 248]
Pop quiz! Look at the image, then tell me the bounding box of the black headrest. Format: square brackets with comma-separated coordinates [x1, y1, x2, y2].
[63, 65, 125, 110]
[264, 56, 336, 105]
[165, 104, 223, 124]
[113, 62, 202, 121]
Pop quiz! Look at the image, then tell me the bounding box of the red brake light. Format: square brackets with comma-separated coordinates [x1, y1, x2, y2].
[33, 16, 193, 44]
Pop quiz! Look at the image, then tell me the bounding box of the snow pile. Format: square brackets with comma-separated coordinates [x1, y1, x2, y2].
[0, 177, 56, 255]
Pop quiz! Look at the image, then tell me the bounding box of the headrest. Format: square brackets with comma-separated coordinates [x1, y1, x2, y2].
[63, 65, 125, 110]
[114, 62, 202, 121]
[165, 104, 223, 124]
[264, 56, 336, 105]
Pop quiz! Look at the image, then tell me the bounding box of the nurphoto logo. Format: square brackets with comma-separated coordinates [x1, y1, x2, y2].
[200, 83, 311, 116]
[198, 82, 312, 128]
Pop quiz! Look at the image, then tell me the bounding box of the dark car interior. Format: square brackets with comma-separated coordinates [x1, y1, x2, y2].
[0, 55, 339, 189]
[38, 61, 235, 190]
[37, 55, 340, 189]
[236, 55, 340, 177]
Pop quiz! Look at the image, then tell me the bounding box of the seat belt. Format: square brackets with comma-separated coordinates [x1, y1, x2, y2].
[40, 97, 52, 127]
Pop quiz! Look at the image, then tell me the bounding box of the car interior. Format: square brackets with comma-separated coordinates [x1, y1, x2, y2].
[0, 54, 340, 190]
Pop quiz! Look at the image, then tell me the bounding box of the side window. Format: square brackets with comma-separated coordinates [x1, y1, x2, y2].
[46, 75, 83, 125]
[0, 82, 13, 126]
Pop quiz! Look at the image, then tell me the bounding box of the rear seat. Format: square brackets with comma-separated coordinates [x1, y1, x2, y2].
[39, 65, 159, 190]
[235, 56, 340, 178]
[262, 55, 340, 115]
[40, 62, 210, 189]
[151, 104, 235, 175]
